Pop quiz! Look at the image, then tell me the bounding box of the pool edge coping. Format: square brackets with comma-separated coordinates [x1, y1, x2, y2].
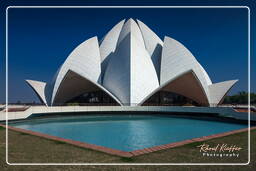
[1, 124, 255, 158]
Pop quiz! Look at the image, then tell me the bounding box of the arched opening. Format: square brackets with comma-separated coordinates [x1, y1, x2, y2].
[142, 91, 199, 106]
[140, 70, 209, 106]
[65, 90, 119, 106]
[53, 70, 120, 106]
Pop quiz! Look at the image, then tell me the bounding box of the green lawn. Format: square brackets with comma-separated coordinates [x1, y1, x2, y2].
[0, 126, 255, 170]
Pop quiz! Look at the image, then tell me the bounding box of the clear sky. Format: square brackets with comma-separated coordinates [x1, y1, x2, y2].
[0, 0, 255, 103]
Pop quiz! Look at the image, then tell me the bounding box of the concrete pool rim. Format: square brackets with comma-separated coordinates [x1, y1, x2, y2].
[2, 111, 254, 125]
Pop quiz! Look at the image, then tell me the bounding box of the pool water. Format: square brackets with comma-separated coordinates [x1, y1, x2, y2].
[10, 115, 247, 151]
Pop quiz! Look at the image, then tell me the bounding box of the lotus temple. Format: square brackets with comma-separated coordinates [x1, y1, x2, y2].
[1, 18, 255, 161]
[26, 18, 238, 107]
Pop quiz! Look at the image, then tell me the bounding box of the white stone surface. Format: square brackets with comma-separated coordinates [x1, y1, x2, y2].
[117, 19, 145, 48]
[103, 19, 159, 105]
[137, 19, 163, 79]
[103, 34, 131, 104]
[130, 32, 159, 105]
[160, 36, 211, 100]
[100, 19, 125, 75]
[208, 80, 238, 106]
[26, 80, 47, 105]
[51, 37, 102, 105]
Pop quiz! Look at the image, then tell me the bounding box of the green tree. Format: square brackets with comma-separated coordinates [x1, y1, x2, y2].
[224, 92, 256, 105]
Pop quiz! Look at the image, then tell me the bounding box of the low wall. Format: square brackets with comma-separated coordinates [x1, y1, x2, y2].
[0, 106, 254, 121]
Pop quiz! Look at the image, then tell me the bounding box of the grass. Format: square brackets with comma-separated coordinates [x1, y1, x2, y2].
[0, 127, 255, 170]
[183, 141, 206, 147]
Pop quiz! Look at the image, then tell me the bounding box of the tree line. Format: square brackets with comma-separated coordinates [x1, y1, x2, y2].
[224, 91, 256, 104]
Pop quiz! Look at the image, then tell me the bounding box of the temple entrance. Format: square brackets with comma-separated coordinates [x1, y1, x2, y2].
[142, 91, 199, 106]
[65, 90, 119, 106]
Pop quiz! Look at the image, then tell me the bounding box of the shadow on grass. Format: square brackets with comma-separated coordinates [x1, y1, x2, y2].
[53, 140, 67, 145]
[120, 157, 135, 162]
[18, 132, 31, 136]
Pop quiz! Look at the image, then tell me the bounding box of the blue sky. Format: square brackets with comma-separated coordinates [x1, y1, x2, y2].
[0, 0, 255, 103]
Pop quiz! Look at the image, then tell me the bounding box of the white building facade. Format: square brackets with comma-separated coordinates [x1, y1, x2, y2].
[26, 19, 238, 107]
